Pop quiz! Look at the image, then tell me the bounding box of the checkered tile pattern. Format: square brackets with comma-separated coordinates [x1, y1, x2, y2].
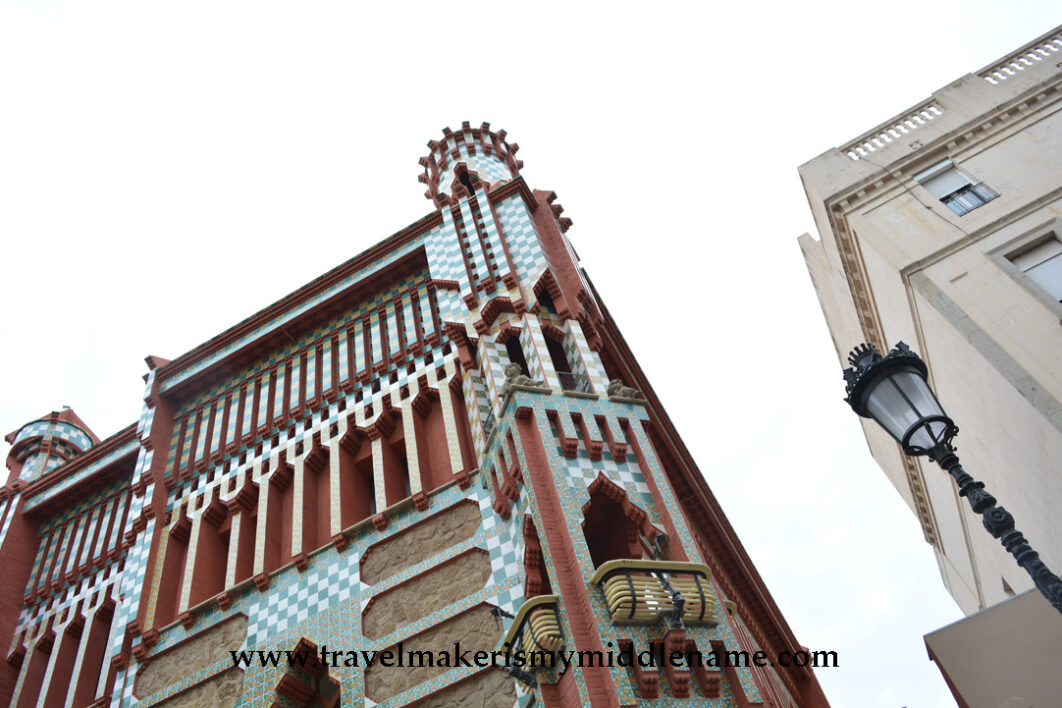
[427, 212, 473, 304]
[0, 495, 16, 551]
[479, 338, 508, 416]
[457, 199, 493, 284]
[566, 323, 608, 394]
[463, 369, 490, 460]
[127, 475, 525, 708]
[245, 552, 359, 647]
[436, 144, 512, 196]
[15, 419, 97, 483]
[495, 194, 549, 284]
[13, 419, 94, 450]
[519, 318, 553, 388]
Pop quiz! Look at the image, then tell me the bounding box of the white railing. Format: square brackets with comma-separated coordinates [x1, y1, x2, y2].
[844, 103, 944, 160]
[979, 31, 1062, 85]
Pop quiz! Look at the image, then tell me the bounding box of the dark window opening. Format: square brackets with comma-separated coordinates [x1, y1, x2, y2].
[505, 338, 531, 377]
[582, 493, 639, 567]
[545, 335, 569, 374]
[536, 288, 557, 315]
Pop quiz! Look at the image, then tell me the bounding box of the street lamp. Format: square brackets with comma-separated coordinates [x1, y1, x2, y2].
[843, 341, 1062, 615]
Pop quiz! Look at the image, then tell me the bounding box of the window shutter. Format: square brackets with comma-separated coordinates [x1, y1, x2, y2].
[1014, 239, 1062, 301]
[920, 168, 972, 199]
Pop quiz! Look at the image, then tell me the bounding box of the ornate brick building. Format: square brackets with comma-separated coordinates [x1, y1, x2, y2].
[1, 124, 828, 707]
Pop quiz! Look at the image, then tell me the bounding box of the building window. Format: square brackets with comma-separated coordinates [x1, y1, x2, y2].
[915, 160, 998, 216]
[1010, 237, 1062, 303]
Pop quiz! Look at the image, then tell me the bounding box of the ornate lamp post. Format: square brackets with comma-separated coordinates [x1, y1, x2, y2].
[843, 341, 1062, 615]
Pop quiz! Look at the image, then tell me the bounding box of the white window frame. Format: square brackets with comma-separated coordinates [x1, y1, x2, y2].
[1010, 237, 1062, 303]
[987, 219, 1062, 315]
[914, 159, 998, 216]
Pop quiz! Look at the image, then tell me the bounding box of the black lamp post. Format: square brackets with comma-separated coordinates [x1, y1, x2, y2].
[843, 341, 1062, 615]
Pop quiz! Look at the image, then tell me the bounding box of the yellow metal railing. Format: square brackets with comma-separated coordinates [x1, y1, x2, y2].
[502, 595, 564, 661]
[589, 559, 716, 626]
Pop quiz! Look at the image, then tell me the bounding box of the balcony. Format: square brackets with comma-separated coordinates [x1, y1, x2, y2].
[589, 560, 716, 626]
[501, 595, 564, 684]
[556, 371, 592, 394]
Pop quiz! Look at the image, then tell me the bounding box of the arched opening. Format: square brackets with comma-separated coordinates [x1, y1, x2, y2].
[504, 337, 530, 377]
[536, 287, 557, 315]
[582, 493, 639, 567]
[581, 474, 661, 568]
[544, 333, 570, 377]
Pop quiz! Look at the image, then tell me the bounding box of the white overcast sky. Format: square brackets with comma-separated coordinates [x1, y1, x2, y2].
[1, 3, 1058, 706]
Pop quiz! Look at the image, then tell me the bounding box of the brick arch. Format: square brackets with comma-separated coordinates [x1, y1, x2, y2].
[532, 269, 572, 319]
[493, 321, 521, 345]
[582, 472, 662, 566]
[540, 321, 566, 344]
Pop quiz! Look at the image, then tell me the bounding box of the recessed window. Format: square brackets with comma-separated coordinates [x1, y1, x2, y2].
[915, 160, 998, 216]
[1011, 237, 1062, 303]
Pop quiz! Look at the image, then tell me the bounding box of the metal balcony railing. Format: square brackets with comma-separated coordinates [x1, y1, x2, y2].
[482, 411, 496, 438]
[942, 182, 998, 216]
[501, 595, 564, 685]
[556, 371, 592, 394]
[589, 559, 717, 626]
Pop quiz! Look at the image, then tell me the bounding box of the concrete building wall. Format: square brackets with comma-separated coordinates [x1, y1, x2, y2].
[799, 25, 1062, 614]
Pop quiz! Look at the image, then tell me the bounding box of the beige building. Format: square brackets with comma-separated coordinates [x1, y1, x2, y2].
[799, 26, 1062, 706]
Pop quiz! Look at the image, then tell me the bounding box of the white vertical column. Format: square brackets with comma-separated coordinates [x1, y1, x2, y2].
[398, 386, 422, 496]
[431, 361, 466, 475]
[290, 452, 305, 558]
[252, 458, 269, 576]
[178, 512, 202, 613]
[329, 418, 346, 537]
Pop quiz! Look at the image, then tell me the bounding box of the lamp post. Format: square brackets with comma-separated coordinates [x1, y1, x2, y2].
[843, 341, 1062, 615]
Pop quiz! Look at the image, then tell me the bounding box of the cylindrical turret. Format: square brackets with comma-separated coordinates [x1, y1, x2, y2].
[5, 408, 97, 484]
[418, 121, 523, 207]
